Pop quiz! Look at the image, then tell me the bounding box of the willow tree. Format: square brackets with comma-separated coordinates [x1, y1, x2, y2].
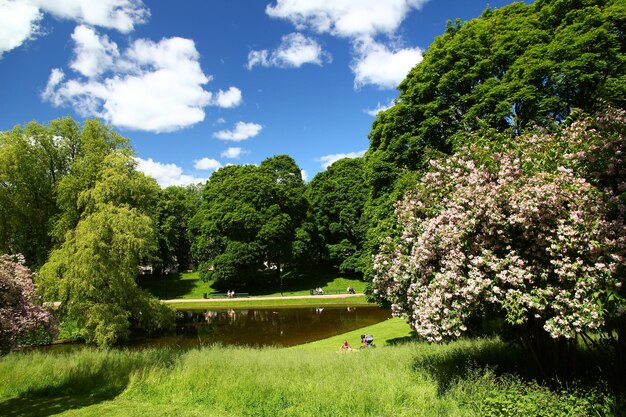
[39, 152, 174, 347]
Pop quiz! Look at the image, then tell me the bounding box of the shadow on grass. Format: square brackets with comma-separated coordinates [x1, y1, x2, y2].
[386, 331, 419, 346]
[412, 338, 532, 396]
[0, 393, 115, 417]
[412, 337, 626, 400]
[0, 373, 129, 417]
[138, 273, 199, 299]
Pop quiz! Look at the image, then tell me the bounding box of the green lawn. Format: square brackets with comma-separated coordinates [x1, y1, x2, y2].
[138, 270, 368, 300]
[169, 295, 370, 309]
[1, 324, 618, 417]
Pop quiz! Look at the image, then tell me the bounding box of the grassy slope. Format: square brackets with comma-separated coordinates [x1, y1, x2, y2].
[169, 295, 370, 309]
[138, 271, 368, 300]
[1, 319, 618, 416]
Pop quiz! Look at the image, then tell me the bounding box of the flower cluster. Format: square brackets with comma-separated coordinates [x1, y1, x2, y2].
[373, 109, 626, 343]
[0, 254, 58, 354]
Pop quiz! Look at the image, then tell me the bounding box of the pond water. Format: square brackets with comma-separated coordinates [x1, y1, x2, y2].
[128, 306, 391, 349]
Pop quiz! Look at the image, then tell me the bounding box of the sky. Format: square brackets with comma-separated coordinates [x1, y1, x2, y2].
[0, 0, 527, 187]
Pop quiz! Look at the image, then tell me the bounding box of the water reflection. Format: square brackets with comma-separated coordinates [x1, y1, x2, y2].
[131, 306, 390, 349]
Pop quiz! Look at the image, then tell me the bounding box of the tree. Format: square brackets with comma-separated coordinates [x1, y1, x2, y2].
[362, 0, 626, 283]
[154, 185, 202, 273]
[307, 158, 368, 274]
[0, 118, 131, 268]
[190, 155, 312, 290]
[372, 109, 626, 375]
[0, 254, 58, 355]
[367, 0, 626, 178]
[39, 152, 174, 347]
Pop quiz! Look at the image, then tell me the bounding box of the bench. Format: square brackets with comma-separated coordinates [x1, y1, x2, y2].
[309, 289, 348, 295]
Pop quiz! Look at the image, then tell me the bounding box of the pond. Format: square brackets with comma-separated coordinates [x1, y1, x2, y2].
[128, 306, 391, 349]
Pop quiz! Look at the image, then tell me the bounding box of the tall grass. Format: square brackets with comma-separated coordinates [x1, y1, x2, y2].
[1, 338, 620, 416]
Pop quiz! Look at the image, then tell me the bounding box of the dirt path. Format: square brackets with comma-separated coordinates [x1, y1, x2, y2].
[162, 293, 364, 303]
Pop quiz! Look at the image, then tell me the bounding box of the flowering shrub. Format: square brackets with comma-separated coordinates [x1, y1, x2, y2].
[373, 110, 626, 344]
[0, 254, 58, 354]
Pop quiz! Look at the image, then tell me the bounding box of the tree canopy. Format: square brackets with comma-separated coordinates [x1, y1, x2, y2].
[190, 155, 313, 290]
[367, 0, 626, 184]
[307, 158, 368, 274]
[39, 152, 174, 346]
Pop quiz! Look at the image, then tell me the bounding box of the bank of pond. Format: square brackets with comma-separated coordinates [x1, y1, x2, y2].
[1, 332, 621, 417]
[2, 306, 624, 416]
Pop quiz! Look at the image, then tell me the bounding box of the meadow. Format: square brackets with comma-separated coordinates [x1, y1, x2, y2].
[1, 318, 621, 417]
[137, 270, 368, 300]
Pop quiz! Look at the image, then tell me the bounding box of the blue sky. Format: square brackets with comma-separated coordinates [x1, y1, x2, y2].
[0, 0, 526, 186]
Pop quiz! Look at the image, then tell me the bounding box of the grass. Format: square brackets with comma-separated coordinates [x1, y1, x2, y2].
[1, 317, 622, 416]
[292, 317, 416, 351]
[169, 295, 369, 309]
[137, 270, 368, 300]
[1, 335, 620, 416]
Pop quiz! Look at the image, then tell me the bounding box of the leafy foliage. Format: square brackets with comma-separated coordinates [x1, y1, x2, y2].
[39, 152, 174, 347]
[154, 184, 202, 272]
[0, 118, 131, 268]
[373, 109, 626, 349]
[0, 254, 57, 355]
[307, 158, 368, 274]
[190, 155, 313, 290]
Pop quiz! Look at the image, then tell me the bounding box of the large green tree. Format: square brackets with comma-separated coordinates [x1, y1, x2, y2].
[307, 158, 368, 274]
[154, 185, 202, 273]
[0, 118, 130, 268]
[361, 0, 626, 281]
[190, 155, 312, 290]
[368, 0, 626, 181]
[39, 152, 174, 346]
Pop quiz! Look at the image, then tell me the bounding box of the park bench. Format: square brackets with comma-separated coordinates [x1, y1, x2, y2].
[309, 289, 348, 295]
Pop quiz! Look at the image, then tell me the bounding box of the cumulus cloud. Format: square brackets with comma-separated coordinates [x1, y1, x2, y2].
[0, 0, 148, 57]
[42, 26, 242, 132]
[352, 39, 422, 89]
[212, 87, 242, 108]
[0, 0, 42, 58]
[266, 0, 427, 38]
[300, 169, 308, 182]
[365, 98, 396, 116]
[69, 24, 119, 77]
[221, 147, 246, 159]
[247, 32, 331, 69]
[265, 0, 427, 89]
[214, 122, 262, 142]
[194, 157, 222, 171]
[135, 157, 207, 188]
[318, 150, 366, 169]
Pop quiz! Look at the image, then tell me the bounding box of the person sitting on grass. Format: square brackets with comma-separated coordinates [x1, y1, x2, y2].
[341, 340, 351, 351]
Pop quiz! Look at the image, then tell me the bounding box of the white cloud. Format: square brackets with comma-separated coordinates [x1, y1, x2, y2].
[266, 0, 427, 38]
[352, 39, 422, 89]
[265, 0, 427, 89]
[0, 0, 42, 57]
[69, 25, 119, 77]
[37, 0, 148, 33]
[247, 32, 330, 69]
[43, 26, 241, 132]
[0, 0, 148, 57]
[318, 150, 366, 169]
[221, 147, 245, 159]
[301, 169, 308, 182]
[194, 157, 222, 171]
[214, 122, 262, 142]
[365, 98, 396, 116]
[135, 157, 207, 188]
[212, 87, 242, 108]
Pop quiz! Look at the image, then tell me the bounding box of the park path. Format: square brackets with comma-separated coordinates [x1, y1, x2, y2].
[162, 293, 364, 303]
